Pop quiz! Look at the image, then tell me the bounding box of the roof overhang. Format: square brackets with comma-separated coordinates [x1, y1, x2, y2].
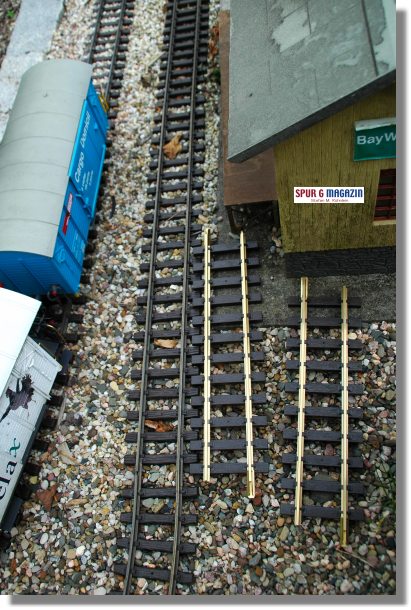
[228, 0, 396, 163]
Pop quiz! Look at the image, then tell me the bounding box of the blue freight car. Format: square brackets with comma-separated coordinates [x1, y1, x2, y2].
[0, 60, 108, 296]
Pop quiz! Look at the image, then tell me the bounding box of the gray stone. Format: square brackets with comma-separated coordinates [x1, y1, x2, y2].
[385, 389, 395, 401]
[279, 526, 289, 541]
[340, 579, 353, 593]
[249, 552, 262, 566]
[358, 543, 368, 556]
[71, 573, 82, 585]
[277, 329, 286, 342]
[370, 329, 386, 343]
[250, 570, 261, 585]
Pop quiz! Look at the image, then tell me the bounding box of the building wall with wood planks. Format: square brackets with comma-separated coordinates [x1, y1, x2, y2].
[273, 85, 396, 254]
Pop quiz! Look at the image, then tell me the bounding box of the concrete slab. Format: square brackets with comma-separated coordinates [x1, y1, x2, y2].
[228, 0, 396, 162]
[220, 10, 276, 207]
[0, 0, 64, 140]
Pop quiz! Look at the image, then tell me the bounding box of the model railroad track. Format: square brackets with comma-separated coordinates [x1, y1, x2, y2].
[80, 0, 136, 280]
[189, 229, 269, 496]
[113, 0, 210, 594]
[88, 0, 135, 116]
[280, 277, 365, 544]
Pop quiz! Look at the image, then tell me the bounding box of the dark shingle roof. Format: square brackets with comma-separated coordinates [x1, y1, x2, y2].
[228, 0, 396, 162]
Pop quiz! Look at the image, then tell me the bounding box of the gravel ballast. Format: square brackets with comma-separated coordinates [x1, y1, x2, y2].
[0, 0, 396, 596]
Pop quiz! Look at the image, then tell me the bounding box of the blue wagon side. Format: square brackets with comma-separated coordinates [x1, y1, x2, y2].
[0, 60, 108, 296]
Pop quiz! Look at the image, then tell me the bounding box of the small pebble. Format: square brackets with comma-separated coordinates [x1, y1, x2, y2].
[40, 533, 48, 545]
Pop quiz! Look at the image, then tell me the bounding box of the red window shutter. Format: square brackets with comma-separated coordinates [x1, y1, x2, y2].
[374, 168, 396, 221]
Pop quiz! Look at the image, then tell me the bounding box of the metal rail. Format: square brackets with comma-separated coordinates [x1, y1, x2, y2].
[87, 0, 105, 64]
[122, 0, 178, 595]
[104, 0, 128, 100]
[202, 227, 211, 482]
[87, 0, 130, 102]
[294, 276, 308, 525]
[340, 286, 349, 546]
[240, 231, 255, 498]
[192, 235, 268, 483]
[170, 0, 202, 591]
[281, 281, 365, 530]
[114, 0, 208, 595]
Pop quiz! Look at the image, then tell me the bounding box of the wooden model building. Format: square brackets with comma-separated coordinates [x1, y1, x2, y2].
[224, 0, 396, 276]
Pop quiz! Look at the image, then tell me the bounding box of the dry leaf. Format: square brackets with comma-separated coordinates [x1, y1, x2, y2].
[145, 420, 174, 432]
[36, 485, 58, 511]
[156, 421, 175, 432]
[154, 338, 178, 349]
[145, 420, 158, 430]
[57, 442, 77, 466]
[209, 23, 219, 59]
[163, 133, 182, 159]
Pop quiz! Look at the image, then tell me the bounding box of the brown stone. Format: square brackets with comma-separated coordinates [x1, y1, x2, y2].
[253, 487, 263, 506]
[367, 555, 379, 568]
[368, 434, 380, 449]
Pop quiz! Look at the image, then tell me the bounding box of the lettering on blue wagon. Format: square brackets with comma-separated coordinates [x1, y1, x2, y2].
[75, 151, 85, 183]
[80, 110, 91, 148]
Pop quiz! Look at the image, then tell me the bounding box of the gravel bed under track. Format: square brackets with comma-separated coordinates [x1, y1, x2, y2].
[0, 0, 396, 596]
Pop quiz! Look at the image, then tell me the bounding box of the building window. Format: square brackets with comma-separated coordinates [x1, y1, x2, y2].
[374, 168, 396, 221]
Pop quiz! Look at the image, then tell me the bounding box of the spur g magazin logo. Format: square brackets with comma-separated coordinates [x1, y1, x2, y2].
[294, 187, 364, 203]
